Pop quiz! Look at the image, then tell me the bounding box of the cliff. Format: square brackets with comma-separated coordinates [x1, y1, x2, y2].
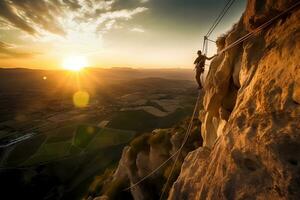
[86, 119, 202, 200]
[169, 0, 300, 199]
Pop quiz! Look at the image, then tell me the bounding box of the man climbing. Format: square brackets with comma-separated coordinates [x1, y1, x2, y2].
[194, 50, 217, 89]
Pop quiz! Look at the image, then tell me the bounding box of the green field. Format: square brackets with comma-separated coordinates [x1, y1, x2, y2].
[87, 128, 135, 151]
[5, 134, 46, 166]
[46, 126, 76, 143]
[107, 108, 193, 132]
[8, 125, 136, 167]
[73, 125, 101, 148]
[23, 141, 72, 165]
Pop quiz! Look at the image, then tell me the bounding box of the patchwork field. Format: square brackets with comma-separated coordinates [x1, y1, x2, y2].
[0, 68, 196, 199]
[3, 125, 136, 168]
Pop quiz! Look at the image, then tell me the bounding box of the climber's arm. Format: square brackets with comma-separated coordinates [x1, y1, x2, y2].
[206, 54, 217, 60]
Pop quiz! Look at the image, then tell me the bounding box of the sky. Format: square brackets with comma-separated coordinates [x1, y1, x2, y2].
[0, 0, 247, 69]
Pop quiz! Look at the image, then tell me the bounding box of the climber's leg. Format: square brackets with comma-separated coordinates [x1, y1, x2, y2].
[195, 70, 202, 89]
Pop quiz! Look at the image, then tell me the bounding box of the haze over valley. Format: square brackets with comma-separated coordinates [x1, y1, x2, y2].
[0, 68, 197, 199]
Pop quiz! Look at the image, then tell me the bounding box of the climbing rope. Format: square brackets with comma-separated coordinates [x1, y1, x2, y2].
[123, 91, 202, 192]
[201, 0, 236, 84]
[202, 0, 236, 54]
[206, 0, 236, 37]
[159, 0, 300, 197]
[158, 91, 201, 200]
[217, 1, 300, 55]
[157, 2, 237, 198]
[158, 25, 209, 197]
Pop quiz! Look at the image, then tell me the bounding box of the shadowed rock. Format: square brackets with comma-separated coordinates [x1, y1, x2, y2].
[169, 0, 300, 199]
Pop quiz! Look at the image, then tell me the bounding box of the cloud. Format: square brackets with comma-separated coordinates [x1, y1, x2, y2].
[0, 41, 12, 49]
[110, 0, 150, 10]
[0, 0, 149, 60]
[0, 0, 67, 35]
[0, 0, 148, 36]
[0, 1, 37, 35]
[62, 0, 81, 10]
[98, 7, 148, 22]
[94, 7, 148, 33]
[131, 27, 145, 33]
[105, 20, 117, 30]
[0, 41, 37, 58]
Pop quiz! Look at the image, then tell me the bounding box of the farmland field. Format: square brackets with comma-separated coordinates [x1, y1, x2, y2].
[5, 125, 135, 168]
[5, 134, 46, 166]
[73, 125, 100, 148]
[0, 68, 196, 199]
[23, 141, 72, 165]
[87, 128, 135, 151]
[46, 126, 76, 143]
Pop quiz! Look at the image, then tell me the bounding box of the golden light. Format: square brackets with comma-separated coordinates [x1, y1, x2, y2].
[62, 55, 88, 71]
[73, 91, 90, 108]
[43, 76, 47, 80]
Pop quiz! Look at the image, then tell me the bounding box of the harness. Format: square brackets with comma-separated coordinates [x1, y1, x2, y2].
[196, 55, 205, 72]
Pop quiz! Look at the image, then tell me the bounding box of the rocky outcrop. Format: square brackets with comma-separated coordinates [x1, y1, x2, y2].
[169, 0, 300, 199]
[87, 120, 202, 200]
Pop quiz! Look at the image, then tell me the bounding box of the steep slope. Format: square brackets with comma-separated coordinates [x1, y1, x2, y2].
[86, 119, 202, 200]
[169, 0, 300, 199]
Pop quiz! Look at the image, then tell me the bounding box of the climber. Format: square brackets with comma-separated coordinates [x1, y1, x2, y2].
[194, 50, 217, 89]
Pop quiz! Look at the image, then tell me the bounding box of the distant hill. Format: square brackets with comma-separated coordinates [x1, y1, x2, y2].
[0, 67, 194, 81]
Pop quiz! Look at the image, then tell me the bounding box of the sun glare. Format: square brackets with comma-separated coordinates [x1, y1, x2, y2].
[62, 55, 88, 71]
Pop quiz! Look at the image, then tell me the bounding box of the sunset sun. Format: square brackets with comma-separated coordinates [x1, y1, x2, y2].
[62, 56, 88, 71]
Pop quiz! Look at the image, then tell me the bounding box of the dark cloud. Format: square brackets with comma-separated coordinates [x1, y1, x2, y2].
[0, 0, 67, 35]
[62, 0, 81, 10]
[0, 0, 149, 60]
[111, 0, 148, 10]
[0, 0, 149, 36]
[11, 0, 66, 35]
[0, 0, 36, 34]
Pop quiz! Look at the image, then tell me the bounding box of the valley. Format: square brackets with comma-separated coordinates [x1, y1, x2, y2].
[0, 68, 197, 199]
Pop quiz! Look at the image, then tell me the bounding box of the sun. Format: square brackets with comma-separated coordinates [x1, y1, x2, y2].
[62, 55, 88, 71]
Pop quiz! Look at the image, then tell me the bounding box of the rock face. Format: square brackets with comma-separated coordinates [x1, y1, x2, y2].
[87, 120, 202, 200]
[169, 0, 300, 199]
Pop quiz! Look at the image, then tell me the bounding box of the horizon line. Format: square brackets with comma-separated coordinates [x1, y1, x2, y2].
[0, 66, 194, 71]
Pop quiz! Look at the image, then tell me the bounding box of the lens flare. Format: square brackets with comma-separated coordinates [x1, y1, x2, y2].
[73, 91, 90, 108]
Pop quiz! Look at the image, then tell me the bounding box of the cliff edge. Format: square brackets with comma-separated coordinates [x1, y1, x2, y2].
[86, 119, 202, 200]
[169, 0, 300, 199]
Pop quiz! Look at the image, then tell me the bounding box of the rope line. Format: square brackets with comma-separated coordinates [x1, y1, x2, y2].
[123, 91, 201, 192]
[206, 0, 236, 37]
[159, 23, 210, 196]
[158, 92, 201, 200]
[218, 1, 300, 55]
[157, 12, 214, 196]
[206, 38, 216, 43]
[202, 36, 207, 54]
[156, 1, 300, 198]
